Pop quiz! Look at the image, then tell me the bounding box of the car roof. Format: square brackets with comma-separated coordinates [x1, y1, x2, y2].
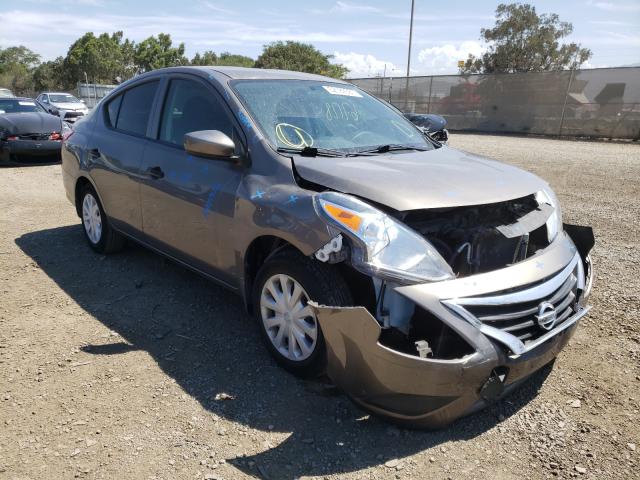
[41, 92, 74, 95]
[139, 66, 350, 84]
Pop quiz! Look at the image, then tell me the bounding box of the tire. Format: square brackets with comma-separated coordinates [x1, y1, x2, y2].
[79, 184, 126, 254]
[253, 248, 352, 377]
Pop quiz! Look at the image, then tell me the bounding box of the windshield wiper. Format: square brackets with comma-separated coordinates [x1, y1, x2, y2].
[356, 144, 430, 154]
[277, 146, 345, 157]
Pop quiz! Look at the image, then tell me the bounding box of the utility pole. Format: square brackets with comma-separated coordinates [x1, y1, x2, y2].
[406, 0, 415, 78]
[405, 0, 415, 110]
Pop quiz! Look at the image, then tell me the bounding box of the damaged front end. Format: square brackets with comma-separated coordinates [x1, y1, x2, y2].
[310, 191, 594, 428]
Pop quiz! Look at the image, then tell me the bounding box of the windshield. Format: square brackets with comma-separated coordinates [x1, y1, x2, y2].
[231, 80, 433, 154]
[49, 94, 80, 103]
[0, 99, 44, 114]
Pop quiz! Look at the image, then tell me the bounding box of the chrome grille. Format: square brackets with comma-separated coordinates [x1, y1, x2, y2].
[464, 271, 578, 343]
[442, 255, 587, 356]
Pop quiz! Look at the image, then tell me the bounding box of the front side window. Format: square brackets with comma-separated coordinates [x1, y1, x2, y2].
[159, 78, 233, 146]
[115, 81, 159, 136]
[231, 80, 433, 154]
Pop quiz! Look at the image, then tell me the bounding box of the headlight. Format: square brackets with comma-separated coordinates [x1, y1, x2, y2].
[314, 192, 454, 284]
[536, 186, 562, 242]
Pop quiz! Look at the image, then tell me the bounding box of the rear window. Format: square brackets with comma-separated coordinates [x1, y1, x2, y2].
[0, 99, 44, 113]
[114, 81, 159, 136]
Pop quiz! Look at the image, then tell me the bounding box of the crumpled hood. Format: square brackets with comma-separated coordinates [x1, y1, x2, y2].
[0, 112, 62, 136]
[51, 102, 86, 111]
[293, 146, 547, 211]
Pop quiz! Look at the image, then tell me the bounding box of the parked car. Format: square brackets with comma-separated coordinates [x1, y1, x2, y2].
[36, 92, 88, 123]
[0, 88, 15, 98]
[61, 66, 594, 428]
[0, 97, 67, 165]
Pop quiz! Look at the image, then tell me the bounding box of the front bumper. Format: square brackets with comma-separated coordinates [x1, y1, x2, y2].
[0, 139, 62, 164]
[311, 229, 593, 428]
[60, 110, 86, 123]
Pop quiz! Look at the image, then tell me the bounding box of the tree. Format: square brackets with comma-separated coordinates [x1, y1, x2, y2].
[63, 32, 134, 85]
[32, 57, 66, 91]
[134, 33, 187, 73]
[191, 50, 254, 67]
[255, 41, 348, 78]
[0, 46, 41, 93]
[191, 50, 218, 66]
[217, 52, 254, 68]
[460, 3, 592, 74]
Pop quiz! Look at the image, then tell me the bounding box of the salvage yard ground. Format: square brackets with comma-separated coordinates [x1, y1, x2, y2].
[0, 134, 639, 480]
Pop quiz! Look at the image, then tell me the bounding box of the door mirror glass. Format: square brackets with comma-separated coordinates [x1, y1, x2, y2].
[184, 130, 236, 159]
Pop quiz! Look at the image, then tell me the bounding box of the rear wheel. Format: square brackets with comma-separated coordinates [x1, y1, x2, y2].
[253, 248, 352, 377]
[79, 185, 125, 254]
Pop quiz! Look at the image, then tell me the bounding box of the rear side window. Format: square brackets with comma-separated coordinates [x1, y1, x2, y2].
[114, 81, 159, 136]
[159, 79, 232, 146]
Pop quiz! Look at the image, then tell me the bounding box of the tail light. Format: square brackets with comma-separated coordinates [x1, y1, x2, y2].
[7, 135, 17, 141]
[49, 132, 62, 141]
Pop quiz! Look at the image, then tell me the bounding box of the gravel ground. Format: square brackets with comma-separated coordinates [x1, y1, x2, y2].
[0, 134, 639, 480]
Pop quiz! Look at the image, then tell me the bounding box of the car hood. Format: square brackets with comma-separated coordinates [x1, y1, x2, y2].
[293, 146, 547, 211]
[0, 112, 62, 135]
[51, 102, 86, 110]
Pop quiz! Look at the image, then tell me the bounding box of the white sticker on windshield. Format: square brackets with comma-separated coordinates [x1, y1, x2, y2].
[322, 86, 362, 98]
[18, 101, 35, 106]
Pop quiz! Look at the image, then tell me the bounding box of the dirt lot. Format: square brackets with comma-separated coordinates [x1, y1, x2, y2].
[1, 134, 639, 480]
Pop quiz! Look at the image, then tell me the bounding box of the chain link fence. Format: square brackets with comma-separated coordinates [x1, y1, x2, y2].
[349, 67, 640, 139]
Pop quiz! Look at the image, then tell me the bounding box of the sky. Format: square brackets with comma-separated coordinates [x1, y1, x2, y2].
[1, 0, 639, 77]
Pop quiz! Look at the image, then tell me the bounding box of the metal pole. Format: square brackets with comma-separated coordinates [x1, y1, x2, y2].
[405, 0, 415, 110]
[558, 48, 580, 136]
[406, 0, 415, 78]
[426, 76, 434, 113]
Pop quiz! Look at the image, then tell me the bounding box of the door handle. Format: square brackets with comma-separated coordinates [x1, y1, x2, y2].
[148, 166, 164, 179]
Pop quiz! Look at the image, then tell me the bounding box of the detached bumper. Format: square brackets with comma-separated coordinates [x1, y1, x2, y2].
[311, 229, 593, 428]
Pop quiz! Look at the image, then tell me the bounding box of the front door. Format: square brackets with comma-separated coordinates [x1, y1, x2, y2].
[139, 76, 245, 285]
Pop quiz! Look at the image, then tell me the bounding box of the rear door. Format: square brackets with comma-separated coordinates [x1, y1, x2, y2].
[139, 75, 246, 285]
[88, 80, 161, 234]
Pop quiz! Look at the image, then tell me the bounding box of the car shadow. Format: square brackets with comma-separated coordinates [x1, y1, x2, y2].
[16, 225, 554, 479]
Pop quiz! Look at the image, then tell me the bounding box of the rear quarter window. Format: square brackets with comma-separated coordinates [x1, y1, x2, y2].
[106, 94, 122, 127]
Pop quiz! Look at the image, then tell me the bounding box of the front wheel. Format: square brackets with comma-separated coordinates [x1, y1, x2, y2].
[253, 249, 352, 377]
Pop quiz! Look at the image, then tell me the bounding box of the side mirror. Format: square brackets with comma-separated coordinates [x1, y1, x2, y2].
[80, 99, 85, 104]
[184, 130, 236, 160]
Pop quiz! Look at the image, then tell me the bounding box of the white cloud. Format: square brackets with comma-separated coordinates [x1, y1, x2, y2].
[333, 51, 398, 77]
[587, 1, 640, 12]
[311, 2, 383, 15]
[416, 41, 485, 74]
[200, 1, 236, 15]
